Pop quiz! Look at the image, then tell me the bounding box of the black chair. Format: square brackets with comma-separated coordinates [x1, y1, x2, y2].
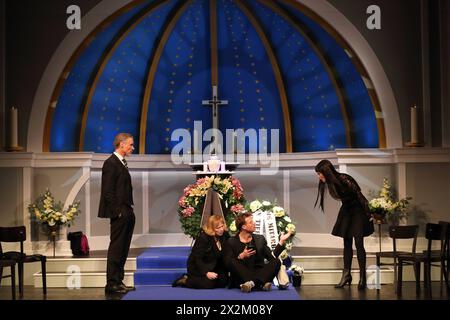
[0, 226, 47, 298]
[397, 223, 446, 296]
[424, 221, 450, 291]
[437, 221, 450, 290]
[375, 225, 419, 291]
[0, 253, 17, 300]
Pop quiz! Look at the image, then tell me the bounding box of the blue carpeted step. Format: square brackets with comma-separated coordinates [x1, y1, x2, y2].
[134, 247, 191, 285]
[136, 246, 190, 269]
[134, 269, 187, 285]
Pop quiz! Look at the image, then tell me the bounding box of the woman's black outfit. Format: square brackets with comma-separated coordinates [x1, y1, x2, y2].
[184, 231, 229, 289]
[330, 173, 374, 289]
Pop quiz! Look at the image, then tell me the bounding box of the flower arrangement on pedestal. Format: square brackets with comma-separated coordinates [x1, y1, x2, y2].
[177, 176, 245, 239]
[244, 199, 296, 260]
[28, 189, 81, 257]
[368, 178, 411, 224]
[28, 189, 80, 229]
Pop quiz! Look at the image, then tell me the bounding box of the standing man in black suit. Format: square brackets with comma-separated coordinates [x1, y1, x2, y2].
[98, 133, 136, 294]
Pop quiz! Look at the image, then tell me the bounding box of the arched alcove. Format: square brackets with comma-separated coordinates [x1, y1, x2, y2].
[27, 0, 402, 153]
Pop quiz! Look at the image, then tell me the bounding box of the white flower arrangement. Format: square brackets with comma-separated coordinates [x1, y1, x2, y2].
[247, 199, 297, 259]
[249, 200, 263, 213]
[28, 189, 80, 229]
[289, 264, 304, 276]
[229, 220, 237, 233]
[368, 178, 411, 218]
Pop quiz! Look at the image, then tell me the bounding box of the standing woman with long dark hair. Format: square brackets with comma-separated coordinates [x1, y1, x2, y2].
[314, 159, 374, 290]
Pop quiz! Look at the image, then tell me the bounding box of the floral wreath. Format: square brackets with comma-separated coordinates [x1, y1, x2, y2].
[177, 180, 297, 259]
[177, 175, 246, 239]
[243, 200, 296, 260]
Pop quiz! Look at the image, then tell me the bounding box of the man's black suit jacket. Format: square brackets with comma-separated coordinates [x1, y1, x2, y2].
[98, 154, 134, 219]
[226, 233, 284, 268]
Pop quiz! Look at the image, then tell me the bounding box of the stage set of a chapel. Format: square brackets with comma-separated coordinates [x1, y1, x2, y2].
[1, 0, 450, 293]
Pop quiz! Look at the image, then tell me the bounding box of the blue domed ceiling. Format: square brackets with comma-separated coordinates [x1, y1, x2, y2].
[46, 0, 384, 154]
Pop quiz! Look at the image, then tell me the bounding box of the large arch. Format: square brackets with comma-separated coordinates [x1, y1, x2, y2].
[27, 0, 402, 152]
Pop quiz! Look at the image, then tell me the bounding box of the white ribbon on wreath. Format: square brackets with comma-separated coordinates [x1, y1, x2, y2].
[253, 210, 279, 251]
[253, 210, 290, 287]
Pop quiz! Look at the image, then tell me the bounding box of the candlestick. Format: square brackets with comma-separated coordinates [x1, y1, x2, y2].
[405, 104, 424, 147]
[7, 106, 23, 151]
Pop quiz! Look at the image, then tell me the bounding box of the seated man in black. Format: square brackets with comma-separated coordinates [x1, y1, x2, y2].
[226, 212, 292, 293]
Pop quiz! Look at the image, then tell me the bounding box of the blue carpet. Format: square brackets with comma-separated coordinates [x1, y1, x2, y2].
[123, 285, 300, 300]
[133, 246, 298, 299]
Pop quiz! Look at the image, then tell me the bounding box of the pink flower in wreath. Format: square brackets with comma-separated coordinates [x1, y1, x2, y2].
[233, 189, 242, 200]
[231, 204, 245, 213]
[181, 206, 195, 217]
[183, 185, 194, 196]
[178, 196, 187, 207]
[231, 177, 241, 188]
[196, 177, 207, 185]
[231, 178, 243, 193]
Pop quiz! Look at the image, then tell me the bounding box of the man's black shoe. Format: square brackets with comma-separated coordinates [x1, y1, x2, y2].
[120, 283, 136, 291]
[105, 284, 127, 294]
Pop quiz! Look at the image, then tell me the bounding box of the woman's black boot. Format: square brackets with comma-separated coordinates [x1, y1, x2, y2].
[358, 271, 367, 290]
[172, 274, 187, 287]
[335, 269, 352, 288]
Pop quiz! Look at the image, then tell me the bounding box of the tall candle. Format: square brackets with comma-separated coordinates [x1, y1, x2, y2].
[10, 106, 18, 147]
[410, 105, 418, 143]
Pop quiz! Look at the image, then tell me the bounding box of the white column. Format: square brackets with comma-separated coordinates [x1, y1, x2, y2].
[83, 167, 91, 237]
[396, 162, 407, 225]
[23, 166, 33, 251]
[283, 170, 290, 215]
[396, 162, 407, 200]
[142, 172, 149, 234]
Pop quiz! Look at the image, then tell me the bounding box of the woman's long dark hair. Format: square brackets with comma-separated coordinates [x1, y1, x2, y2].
[314, 159, 343, 211]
